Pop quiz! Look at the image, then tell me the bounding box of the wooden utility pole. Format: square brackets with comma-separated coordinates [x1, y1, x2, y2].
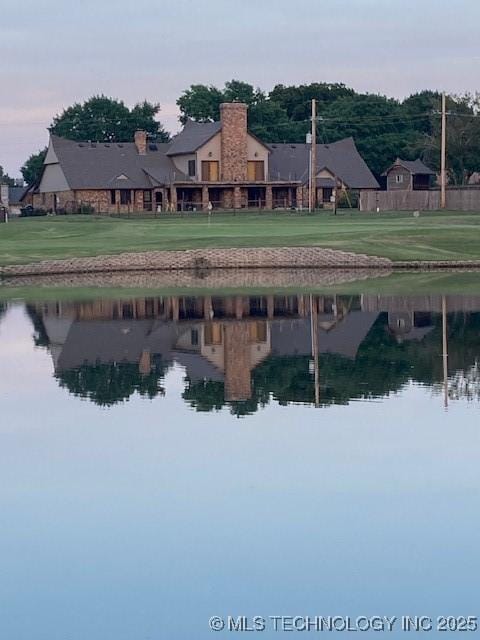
[310, 99, 317, 212]
[440, 93, 447, 209]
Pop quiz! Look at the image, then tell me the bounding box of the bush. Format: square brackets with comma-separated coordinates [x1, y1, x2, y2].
[20, 206, 47, 217]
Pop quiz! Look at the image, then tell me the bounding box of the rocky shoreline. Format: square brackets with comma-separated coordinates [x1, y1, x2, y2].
[1, 247, 480, 280]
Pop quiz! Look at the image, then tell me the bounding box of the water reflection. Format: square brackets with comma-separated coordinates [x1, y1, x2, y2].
[23, 293, 480, 414]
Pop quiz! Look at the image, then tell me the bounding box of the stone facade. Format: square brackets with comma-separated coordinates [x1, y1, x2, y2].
[220, 102, 248, 182]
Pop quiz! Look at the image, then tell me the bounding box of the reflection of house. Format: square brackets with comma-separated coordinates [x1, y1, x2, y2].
[387, 312, 434, 343]
[34, 294, 369, 403]
[31, 101, 378, 213]
[382, 158, 436, 191]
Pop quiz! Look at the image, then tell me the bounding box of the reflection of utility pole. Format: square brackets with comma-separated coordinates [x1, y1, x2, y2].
[310, 294, 320, 407]
[442, 295, 448, 409]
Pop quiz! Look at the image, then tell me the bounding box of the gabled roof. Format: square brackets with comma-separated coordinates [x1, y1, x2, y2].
[268, 137, 379, 188]
[382, 158, 435, 176]
[166, 120, 222, 156]
[49, 135, 188, 189]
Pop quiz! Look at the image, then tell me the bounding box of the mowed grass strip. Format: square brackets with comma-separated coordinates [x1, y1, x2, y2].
[1, 210, 480, 265]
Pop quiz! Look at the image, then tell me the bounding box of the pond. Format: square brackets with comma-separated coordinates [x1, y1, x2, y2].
[0, 289, 479, 638]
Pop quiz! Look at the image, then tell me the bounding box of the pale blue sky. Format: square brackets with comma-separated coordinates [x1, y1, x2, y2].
[1, 0, 480, 175]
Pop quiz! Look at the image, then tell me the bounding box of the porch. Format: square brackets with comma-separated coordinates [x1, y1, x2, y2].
[147, 184, 303, 212]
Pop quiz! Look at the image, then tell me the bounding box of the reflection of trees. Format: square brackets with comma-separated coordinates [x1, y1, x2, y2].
[182, 313, 480, 414]
[182, 378, 268, 417]
[25, 304, 50, 347]
[0, 303, 6, 322]
[56, 360, 169, 406]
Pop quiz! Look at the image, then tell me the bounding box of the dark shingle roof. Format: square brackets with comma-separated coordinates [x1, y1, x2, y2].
[8, 186, 28, 205]
[268, 138, 379, 188]
[382, 158, 435, 176]
[50, 136, 188, 189]
[166, 120, 222, 156]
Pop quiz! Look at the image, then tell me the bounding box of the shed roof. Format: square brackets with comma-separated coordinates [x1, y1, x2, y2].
[382, 158, 435, 176]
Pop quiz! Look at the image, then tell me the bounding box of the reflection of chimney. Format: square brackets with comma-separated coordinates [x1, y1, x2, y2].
[139, 349, 151, 374]
[224, 322, 252, 401]
[220, 102, 248, 182]
[134, 130, 147, 155]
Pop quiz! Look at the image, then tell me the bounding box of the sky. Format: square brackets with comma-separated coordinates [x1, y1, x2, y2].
[1, 0, 480, 177]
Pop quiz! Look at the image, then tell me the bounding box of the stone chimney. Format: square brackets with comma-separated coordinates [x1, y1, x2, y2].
[134, 130, 147, 155]
[220, 102, 248, 182]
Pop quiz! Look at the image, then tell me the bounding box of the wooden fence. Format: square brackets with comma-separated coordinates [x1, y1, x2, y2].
[360, 187, 480, 212]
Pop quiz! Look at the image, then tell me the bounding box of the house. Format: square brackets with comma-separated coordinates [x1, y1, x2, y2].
[382, 158, 436, 191]
[7, 185, 28, 215]
[0, 181, 29, 215]
[32, 102, 378, 213]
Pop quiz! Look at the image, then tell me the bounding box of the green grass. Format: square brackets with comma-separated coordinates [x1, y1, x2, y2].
[2, 210, 480, 266]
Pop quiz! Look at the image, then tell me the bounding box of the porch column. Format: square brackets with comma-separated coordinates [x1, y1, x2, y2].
[233, 186, 242, 210]
[235, 296, 244, 320]
[267, 295, 274, 319]
[204, 296, 213, 320]
[296, 186, 303, 210]
[170, 186, 177, 212]
[202, 185, 209, 211]
[265, 185, 273, 210]
[171, 297, 180, 322]
[287, 188, 292, 207]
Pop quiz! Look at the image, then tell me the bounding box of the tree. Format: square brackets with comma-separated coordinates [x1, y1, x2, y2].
[21, 149, 47, 186]
[177, 84, 224, 124]
[419, 93, 480, 184]
[0, 166, 14, 186]
[50, 95, 169, 143]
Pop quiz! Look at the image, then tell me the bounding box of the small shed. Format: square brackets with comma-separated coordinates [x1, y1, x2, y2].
[382, 158, 436, 191]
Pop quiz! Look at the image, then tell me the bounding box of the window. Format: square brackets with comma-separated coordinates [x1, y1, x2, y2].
[120, 189, 131, 205]
[143, 190, 152, 210]
[191, 329, 199, 346]
[395, 174, 404, 184]
[201, 161, 219, 182]
[188, 159, 196, 178]
[247, 161, 265, 181]
[204, 323, 223, 345]
[110, 189, 116, 205]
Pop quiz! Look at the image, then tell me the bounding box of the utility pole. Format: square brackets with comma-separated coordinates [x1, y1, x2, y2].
[310, 99, 317, 212]
[440, 92, 447, 209]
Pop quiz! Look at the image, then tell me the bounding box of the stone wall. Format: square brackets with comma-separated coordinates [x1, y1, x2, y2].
[0, 246, 392, 278]
[220, 103, 248, 182]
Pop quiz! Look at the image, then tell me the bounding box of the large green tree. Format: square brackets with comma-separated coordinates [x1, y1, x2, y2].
[21, 148, 47, 186]
[50, 95, 170, 142]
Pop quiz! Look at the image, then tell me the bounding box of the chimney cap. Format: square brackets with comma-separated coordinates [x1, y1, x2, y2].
[219, 101, 248, 109]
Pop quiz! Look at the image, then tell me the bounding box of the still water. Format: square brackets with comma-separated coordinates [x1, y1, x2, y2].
[0, 292, 479, 638]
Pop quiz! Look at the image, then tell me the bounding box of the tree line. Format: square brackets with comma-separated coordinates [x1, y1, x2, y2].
[19, 81, 480, 186]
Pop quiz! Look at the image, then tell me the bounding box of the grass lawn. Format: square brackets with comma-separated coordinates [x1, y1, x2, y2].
[1, 210, 480, 265]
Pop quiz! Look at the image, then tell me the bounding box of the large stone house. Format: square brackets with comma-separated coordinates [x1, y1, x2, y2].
[32, 102, 378, 213]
